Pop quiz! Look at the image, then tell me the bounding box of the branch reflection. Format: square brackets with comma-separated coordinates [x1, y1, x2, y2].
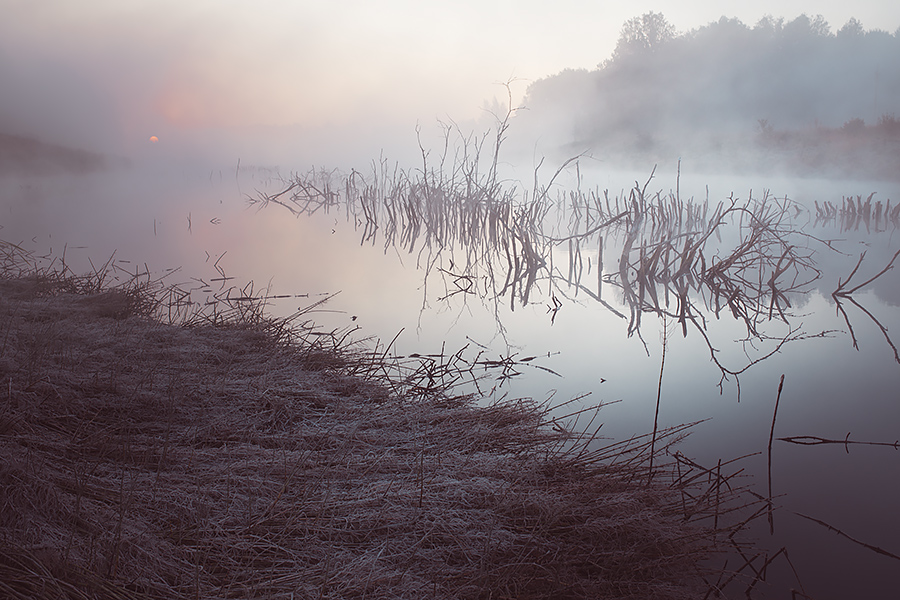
[256, 127, 898, 391]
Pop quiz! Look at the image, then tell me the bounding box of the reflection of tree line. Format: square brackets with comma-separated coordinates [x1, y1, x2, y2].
[258, 136, 900, 387]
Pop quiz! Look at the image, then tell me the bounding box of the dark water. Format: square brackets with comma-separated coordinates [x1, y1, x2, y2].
[2, 159, 899, 599]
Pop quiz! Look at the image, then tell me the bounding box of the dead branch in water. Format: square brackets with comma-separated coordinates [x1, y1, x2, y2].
[778, 434, 900, 452]
[832, 248, 900, 363]
[767, 374, 785, 535]
[794, 513, 900, 562]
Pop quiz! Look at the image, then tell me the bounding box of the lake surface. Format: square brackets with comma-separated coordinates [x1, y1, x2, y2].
[2, 155, 899, 599]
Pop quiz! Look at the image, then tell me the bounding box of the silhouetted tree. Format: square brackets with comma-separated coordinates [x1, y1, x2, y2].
[606, 12, 676, 64]
[782, 13, 831, 39]
[838, 17, 865, 38]
[753, 15, 785, 37]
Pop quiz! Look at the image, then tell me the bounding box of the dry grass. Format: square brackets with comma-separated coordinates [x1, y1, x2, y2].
[0, 241, 758, 599]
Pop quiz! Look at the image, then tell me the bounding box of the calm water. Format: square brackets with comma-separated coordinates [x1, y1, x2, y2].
[2, 157, 899, 599]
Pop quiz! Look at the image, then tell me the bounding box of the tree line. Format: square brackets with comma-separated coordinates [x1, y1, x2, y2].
[516, 13, 900, 177]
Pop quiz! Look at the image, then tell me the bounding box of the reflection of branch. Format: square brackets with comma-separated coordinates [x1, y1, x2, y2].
[833, 294, 859, 350]
[435, 267, 475, 302]
[546, 272, 627, 320]
[648, 316, 668, 483]
[778, 434, 900, 452]
[542, 210, 630, 243]
[794, 512, 900, 562]
[838, 294, 900, 363]
[833, 248, 900, 296]
[691, 323, 834, 399]
[832, 249, 900, 363]
[767, 374, 785, 535]
[546, 294, 562, 324]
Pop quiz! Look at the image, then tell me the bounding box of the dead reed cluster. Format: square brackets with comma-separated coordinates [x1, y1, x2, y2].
[813, 193, 900, 232]
[253, 120, 558, 318]
[258, 120, 823, 339]
[260, 142, 829, 394]
[0, 241, 761, 599]
[567, 180, 817, 339]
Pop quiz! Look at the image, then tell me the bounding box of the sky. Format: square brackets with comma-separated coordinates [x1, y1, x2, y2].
[2, 0, 900, 166]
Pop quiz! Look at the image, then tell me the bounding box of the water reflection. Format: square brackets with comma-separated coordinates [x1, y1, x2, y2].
[3, 150, 900, 598]
[254, 142, 900, 598]
[259, 154, 881, 397]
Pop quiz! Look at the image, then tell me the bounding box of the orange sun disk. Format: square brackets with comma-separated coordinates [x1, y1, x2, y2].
[149, 135, 159, 143]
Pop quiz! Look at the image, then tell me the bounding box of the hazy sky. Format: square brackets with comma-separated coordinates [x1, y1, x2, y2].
[3, 0, 899, 164]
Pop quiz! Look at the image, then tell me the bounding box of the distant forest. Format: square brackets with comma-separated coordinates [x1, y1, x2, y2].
[516, 13, 900, 179]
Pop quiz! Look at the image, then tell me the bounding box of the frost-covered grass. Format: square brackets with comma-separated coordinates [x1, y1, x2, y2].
[0, 240, 758, 599]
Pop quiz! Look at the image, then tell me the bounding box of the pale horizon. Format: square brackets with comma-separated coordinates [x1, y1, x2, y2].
[3, 1, 900, 167]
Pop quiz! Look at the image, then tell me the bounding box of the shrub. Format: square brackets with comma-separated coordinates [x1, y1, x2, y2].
[877, 113, 900, 135]
[841, 117, 866, 133]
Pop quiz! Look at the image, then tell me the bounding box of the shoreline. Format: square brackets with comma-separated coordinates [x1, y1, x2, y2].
[0, 245, 752, 599]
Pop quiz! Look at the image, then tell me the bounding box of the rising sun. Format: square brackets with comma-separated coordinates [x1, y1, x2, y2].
[149, 135, 159, 143]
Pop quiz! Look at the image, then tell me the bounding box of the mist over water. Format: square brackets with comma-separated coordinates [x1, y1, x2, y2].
[5, 159, 900, 600]
[6, 160, 900, 599]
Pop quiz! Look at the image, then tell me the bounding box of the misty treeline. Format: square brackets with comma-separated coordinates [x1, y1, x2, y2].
[517, 13, 900, 178]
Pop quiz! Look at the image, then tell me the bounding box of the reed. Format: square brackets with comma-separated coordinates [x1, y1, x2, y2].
[259, 142, 817, 329]
[814, 193, 899, 232]
[259, 139, 831, 395]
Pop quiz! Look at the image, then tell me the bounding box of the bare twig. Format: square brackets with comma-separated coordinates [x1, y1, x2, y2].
[767, 374, 785, 535]
[778, 434, 900, 452]
[795, 512, 900, 562]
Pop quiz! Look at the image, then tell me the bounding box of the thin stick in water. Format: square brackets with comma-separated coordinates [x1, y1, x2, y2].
[648, 317, 668, 484]
[767, 374, 785, 535]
